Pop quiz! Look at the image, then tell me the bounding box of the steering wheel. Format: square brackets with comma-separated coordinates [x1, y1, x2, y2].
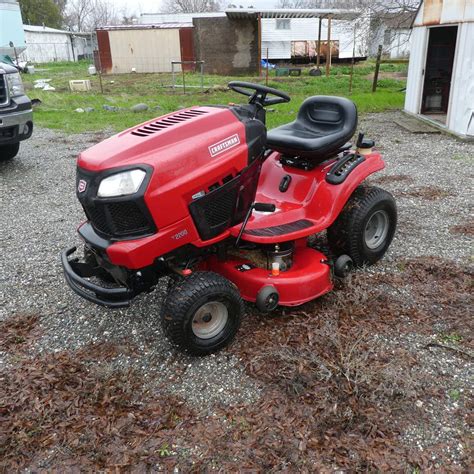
[228, 81, 291, 107]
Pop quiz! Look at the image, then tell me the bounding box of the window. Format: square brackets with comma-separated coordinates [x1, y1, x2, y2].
[276, 19, 291, 30]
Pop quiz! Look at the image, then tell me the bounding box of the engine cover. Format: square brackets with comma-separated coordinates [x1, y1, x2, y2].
[76, 105, 266, 252]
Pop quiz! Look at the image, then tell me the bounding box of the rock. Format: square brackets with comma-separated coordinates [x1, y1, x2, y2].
[131, 103, 149, 113]
[103, 104, 118, 112]
[84, 107, 95, 113]
[309, 67, 322, 77]
[75, 108, 85, 113]
[153, 105, 162, 111]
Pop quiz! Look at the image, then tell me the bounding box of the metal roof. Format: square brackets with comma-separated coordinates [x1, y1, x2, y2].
[225, 8, 360, 21]
[97, 23, 193, 31]
[23, 24, 72, 34]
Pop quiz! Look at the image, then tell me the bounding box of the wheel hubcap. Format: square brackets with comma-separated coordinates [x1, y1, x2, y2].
[364, 210, 389, 250]
[192, 302, 228, 339]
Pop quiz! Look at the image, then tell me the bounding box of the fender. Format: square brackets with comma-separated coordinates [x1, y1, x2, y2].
[229, 150, 385, 243]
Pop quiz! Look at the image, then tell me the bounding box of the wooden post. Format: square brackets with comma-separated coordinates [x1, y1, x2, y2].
[97, 50, 104, 94]
[182, 66, 186, 94]
[349, 25, 356, 94]
[325, 16, 332, 78]
[265, 48, 269, 86]
[316, 17, 322, 69]
[258, 13, 262, 77]
[372, 44, 383, 92]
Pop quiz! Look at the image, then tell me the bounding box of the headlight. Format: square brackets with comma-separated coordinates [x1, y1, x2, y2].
[97, 169, 146, 198]
[6, 73, 25, 98]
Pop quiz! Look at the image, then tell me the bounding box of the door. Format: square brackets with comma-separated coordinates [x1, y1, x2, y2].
[421, 26, 457, 115]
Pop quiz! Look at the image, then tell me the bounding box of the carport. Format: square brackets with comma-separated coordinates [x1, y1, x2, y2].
[225, 8, 361, 76]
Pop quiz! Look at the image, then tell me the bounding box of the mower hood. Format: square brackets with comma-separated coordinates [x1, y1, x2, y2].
[77, 106, 252, 182]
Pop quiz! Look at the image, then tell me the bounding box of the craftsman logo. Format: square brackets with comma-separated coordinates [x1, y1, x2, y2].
[77, 179, 87, 193]
[209, 134, 240, 157]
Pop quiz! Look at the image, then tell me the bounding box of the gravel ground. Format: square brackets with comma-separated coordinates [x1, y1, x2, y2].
[1, 111, 473, 463]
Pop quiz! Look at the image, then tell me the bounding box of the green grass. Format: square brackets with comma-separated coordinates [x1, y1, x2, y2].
[24, 60, 407, 134]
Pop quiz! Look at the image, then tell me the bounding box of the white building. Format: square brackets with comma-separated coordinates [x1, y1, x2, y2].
[260, 15, 367, 61]
[404, 0, 474, 139]
[19, 25, 93, 63]
[369, 12, 415, 59]
[139, 9, 367, 62]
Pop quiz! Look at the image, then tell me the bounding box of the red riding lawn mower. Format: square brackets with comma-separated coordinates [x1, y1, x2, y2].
[62, 82, 397, 355]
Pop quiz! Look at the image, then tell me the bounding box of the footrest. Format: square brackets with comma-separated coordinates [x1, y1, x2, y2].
[244, 219, 313, 237]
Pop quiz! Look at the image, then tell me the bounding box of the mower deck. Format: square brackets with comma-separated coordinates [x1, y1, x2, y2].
[204, 246, 332, 306]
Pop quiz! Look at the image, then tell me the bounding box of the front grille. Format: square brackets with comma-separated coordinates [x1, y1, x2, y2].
[189, 159, 262, 241]
[0, 75, 8, 106]
[84, 201, 153, 238]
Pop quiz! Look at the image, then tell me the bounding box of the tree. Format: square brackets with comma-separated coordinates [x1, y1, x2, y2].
[52, 0, 67, 17]
[19, 0, 63, 28]
[161, 0, 222, 14]
[65, 0, 124, 31]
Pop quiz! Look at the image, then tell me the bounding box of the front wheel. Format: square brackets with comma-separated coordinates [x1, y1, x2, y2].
[160, 272, 243, 355]
[0, 143, 20, 161]
[327, 186, 397, 266]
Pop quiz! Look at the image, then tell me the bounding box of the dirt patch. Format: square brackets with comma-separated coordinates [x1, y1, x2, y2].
[0, 314, 40, 353]
[223, 258, 473, 470]
[365, 71, 407, 81]
[3, 259, 470, 471]
[399, 186, 453, 201]
[450, 221, 474, 237]
[0, 342, 193, 471]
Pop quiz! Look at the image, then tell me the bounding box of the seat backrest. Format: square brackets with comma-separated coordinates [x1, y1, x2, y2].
[297, 96, 357, 136]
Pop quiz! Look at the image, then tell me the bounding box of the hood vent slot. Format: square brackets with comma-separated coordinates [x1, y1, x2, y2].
[131, 109, 208, 137]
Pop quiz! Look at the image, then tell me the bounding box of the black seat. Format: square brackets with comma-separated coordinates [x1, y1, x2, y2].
[266, 96, 357, 161]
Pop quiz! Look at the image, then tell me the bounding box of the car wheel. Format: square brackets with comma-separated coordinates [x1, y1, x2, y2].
[0, 143, 20, 161]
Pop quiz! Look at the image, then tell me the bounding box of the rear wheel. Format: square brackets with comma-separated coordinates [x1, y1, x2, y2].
[160, 272, 243, 355]
[0, 143, 20, 161]
[327, 185, 397, 266]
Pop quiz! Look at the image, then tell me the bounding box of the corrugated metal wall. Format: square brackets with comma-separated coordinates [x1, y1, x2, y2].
[20, 31, 73, 62]
[107, 29, 182, 73]
[415, 0, 474, 26]
[447, 22, 474, 137]
[404, 26, 426, 115]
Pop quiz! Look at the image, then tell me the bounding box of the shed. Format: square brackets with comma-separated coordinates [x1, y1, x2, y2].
[96, 24, 195, 74]
[404, 0, 474, 139]
[20, 25, 75, 62]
